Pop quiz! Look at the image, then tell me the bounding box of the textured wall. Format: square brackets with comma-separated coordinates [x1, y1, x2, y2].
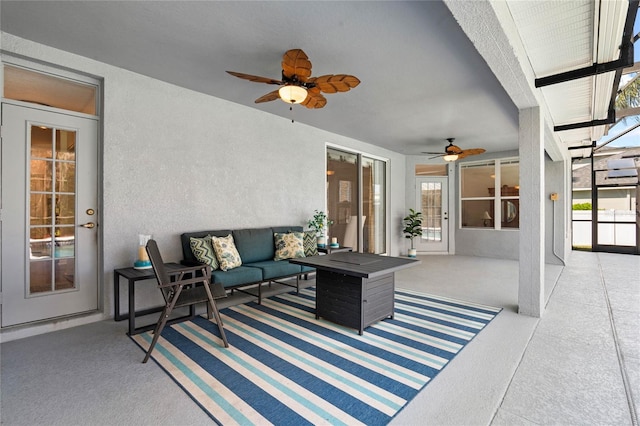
[2, 33, 406, 317]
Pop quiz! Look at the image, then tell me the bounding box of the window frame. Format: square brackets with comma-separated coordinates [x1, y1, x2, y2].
[459, 158, 519, 230]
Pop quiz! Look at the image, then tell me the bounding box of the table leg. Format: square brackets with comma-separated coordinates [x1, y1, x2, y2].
[114, 272, 121, 320]
[128, 279, 135, 336]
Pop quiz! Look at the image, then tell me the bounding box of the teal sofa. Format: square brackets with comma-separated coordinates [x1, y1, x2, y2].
[180, 226, 315, 303]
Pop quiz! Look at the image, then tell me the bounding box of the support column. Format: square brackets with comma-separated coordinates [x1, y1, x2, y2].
[519, 107, 545, 317]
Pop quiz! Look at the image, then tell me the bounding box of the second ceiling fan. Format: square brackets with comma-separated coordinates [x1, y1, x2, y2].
[226, 49, 360, 109]
[422, 138, 486, 161]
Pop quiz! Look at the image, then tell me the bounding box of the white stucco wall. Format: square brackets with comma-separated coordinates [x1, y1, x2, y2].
[545, 156, 570, 265]
[2, 33, 406, 318]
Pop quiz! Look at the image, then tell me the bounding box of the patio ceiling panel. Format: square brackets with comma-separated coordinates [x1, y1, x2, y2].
[507, 0, 631, 157]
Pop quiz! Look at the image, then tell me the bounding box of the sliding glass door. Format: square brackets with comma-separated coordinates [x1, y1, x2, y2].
[326, 147, 386, 253]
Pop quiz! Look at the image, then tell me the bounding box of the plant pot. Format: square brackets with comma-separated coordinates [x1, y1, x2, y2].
[317, 236, 326, 248]
[408, 248, 417, 258]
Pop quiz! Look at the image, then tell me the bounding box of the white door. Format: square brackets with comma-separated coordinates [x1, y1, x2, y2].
[1, 103, 99, 327]
[414, 177, 449, 252]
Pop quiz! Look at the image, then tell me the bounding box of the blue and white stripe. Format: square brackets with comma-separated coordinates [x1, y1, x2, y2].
[133, 287, 501, 426]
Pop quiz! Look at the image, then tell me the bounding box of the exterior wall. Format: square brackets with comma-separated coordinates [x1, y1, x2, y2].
[573, 188, 636, 210]
[2, 33, 406, 318]
[545, 156, 569, 265]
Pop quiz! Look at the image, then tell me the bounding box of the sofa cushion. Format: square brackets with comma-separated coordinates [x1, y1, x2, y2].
[189, 235, 219, 270]
[274, 232, 305, 261]
[181, 230, 232, 265]
[303, 231, 318, 256]
[232, 228, 274, 264]
[211, 234, 242, 271]
[211, 266, 263, 288]
[246, 260, 302, 280]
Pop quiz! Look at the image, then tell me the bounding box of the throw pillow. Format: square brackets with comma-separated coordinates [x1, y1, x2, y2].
[303, 231, 318, 256]
[189, 235, 219, 270]
[274, 232, 306, 261]
[211, 234, 242, 271]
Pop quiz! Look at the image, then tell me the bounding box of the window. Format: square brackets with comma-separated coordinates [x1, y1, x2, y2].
[460, 159, 519, 229]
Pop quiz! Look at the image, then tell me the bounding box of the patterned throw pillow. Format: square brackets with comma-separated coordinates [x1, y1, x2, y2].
[274, 232, 306, 261]
[303, 231, 318, 256]
[189, 235, 219, 270]
[211, 234, 242, 271]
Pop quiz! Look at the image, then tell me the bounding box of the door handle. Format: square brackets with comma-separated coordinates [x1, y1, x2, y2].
[80, 222, 95, 229]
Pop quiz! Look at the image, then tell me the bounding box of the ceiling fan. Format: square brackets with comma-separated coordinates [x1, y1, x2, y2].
[226, 49, 360, 109]
[422, 138, 486, 162]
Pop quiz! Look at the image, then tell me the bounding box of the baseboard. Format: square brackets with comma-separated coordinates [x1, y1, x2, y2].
[0, 311, 107, 343]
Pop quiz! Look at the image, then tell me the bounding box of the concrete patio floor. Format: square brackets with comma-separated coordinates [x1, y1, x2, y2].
[0, 250, 638, 425]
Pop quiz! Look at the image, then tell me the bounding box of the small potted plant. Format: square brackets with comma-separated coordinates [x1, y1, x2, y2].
[403, 208, 423, 257]
[308, 210, 333, 247]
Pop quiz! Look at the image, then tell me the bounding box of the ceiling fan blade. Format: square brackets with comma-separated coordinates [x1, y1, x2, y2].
[302, 92, 327, 109]
[457, 148, 486, 159]
[226, 71, 282, 85]
[428, 154, 445, 160]
[421, 151, 444, 155]
[446, 144, 463, 154]
[282, 49, 312, 82]
[310, 74, 361, 93]
[254, 89, 281, 103]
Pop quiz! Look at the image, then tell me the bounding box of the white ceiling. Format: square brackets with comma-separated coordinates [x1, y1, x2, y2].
[0, 1, 633, 158]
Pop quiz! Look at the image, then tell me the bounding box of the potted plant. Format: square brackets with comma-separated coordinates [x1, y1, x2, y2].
[308, 210, 333, 247]
[403, 208, 423, 257]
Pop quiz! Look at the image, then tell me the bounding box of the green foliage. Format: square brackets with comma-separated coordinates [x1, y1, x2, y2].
[402, 208, 423, 249]
[307, 210, 333, 236]
[615, 76, 640, 126]
[572, 202, 592, 210]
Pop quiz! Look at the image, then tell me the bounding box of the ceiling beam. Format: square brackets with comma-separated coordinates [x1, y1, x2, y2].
[534, 42, 634, 88]
[554, 110, 616, 132]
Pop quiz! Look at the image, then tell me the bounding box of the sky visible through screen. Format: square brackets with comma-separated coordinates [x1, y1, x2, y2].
[602, 9, 640, 148]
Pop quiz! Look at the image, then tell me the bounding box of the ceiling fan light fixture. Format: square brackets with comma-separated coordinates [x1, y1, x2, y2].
[443, 154, 459, 162]
[279, 85, 307, 104]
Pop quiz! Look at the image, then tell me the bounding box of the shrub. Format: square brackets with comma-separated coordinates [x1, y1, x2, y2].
[572, 202, 592, 210]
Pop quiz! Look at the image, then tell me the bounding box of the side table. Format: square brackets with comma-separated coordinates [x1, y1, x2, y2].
[113, 263, 195, 335]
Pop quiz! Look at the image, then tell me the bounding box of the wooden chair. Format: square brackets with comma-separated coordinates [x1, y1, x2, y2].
[143, 239, 228, 363]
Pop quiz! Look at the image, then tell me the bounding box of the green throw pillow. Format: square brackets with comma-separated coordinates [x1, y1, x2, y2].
[189, 235, 219, 270]
[303, 231, 318, 256]
[211, 234, 242, 271]
[274, 232, 306, 261]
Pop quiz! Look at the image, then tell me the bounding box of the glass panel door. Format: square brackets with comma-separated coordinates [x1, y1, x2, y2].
[326, 147, 387, 253]
[29, 125, 77, 294]
[1, 103, 98, 327]
[327, 148, 359, 250]
[362, 156, 386, 254]
[415, 177, 449, 252]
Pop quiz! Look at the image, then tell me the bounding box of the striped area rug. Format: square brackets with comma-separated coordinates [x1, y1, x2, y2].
[132, 287, 501, 425]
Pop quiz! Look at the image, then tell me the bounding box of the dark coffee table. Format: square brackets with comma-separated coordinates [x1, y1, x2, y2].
[290, 252, 420, 334]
